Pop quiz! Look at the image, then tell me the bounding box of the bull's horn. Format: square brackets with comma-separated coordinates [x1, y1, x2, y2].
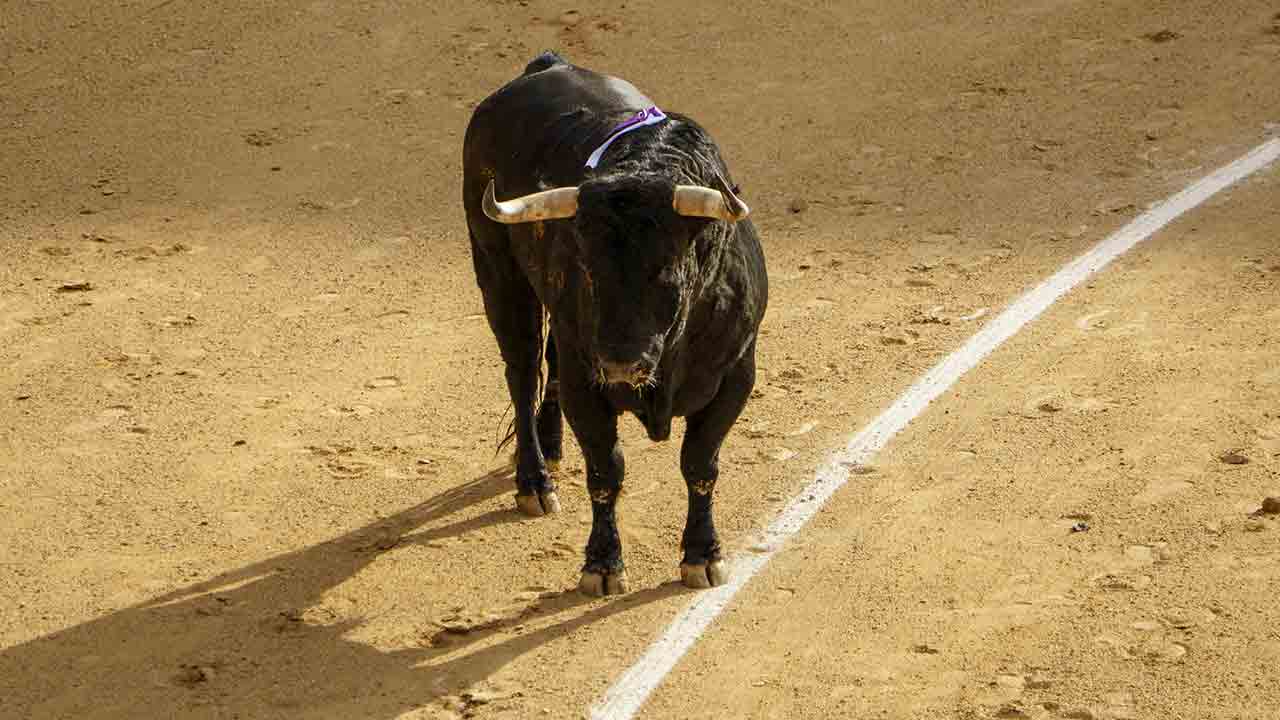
[672, 185, 750, 222]
[483, 180, 580, 224]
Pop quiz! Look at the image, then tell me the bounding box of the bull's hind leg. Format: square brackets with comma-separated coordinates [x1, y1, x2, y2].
[468, 237, 559, 517]
[678, 345, 757, 588]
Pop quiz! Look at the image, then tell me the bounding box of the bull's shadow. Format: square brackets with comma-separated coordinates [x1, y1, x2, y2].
[0, 465, 684, 719]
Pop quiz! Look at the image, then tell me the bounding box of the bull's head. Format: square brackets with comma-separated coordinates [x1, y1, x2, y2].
[483, 175, 749, 388]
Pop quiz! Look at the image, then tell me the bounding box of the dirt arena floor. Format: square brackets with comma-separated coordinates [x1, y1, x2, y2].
[3, 2, 1279, 718]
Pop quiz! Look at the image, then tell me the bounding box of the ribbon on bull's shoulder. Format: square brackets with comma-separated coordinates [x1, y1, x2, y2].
[585, 106, 667, 169]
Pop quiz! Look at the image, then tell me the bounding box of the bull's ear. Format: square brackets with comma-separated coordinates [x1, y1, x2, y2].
[483, 180, 580, 224]
[672, 185, 750, 222]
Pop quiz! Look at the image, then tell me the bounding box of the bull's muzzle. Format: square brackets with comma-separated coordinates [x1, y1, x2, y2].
[595, 359, 656, 389]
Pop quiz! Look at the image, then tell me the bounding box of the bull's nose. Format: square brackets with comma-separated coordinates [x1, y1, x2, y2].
[593, 353, 655, 384]
[597, 360, 643, 384]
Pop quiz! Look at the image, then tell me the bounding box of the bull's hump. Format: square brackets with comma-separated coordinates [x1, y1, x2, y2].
[599, 75, 654, 111]
[523, 50, 567, 76]
[484, 66, 650, 123]
[524, 64, 653, 114]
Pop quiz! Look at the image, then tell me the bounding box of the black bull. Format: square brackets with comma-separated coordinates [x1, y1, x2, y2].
[462, 51, 768, 596]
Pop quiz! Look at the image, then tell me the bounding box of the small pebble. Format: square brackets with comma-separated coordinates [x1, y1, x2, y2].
[1143, 29, 1180, 43]
[1164, 610, 1211, 629]
[175, 665, 213, 685]
[56, 281, 93, 292]
[1219, 451, 1249, 465]
[1144, 640, 1187, 662]
[788, 198, 809, 214]
[1124, 545, 1155, 563]
[996, 674, 1026, 690]
[786, 421, 818, 437]
[1097, 573, 1151, 590]
[1260, 497, 1280, 515]
[1070, 521, 1090, 533]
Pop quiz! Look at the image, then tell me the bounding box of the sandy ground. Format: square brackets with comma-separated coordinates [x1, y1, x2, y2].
[2, 1, 1278, 719]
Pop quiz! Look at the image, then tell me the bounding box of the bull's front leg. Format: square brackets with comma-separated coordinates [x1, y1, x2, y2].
[559, 360, 628, 596]
[678, 347, 756, 589]
[579, 435, 627, 596]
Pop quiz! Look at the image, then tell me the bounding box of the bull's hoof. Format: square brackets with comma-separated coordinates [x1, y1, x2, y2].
[539, 490, 562, 513]
[578, 569, 629, 597]
[515, 491, 561, 517]
[680, 560, 729, 589]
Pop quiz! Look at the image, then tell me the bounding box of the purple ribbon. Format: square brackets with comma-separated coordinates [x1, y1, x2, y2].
[585, 106, 668, 169]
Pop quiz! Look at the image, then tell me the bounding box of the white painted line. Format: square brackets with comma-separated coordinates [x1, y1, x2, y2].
[591, 136, 1280, 720]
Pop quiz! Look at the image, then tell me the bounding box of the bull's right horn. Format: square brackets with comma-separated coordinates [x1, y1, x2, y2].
[672, 185, 750, 222]
[483, 180, 580, 224]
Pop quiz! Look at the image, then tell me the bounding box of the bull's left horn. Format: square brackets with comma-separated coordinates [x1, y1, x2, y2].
[672, 185, 750, 223]
[483, 180, 579, 224]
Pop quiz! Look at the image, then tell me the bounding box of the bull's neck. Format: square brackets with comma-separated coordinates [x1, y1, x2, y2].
[585, 113, 694, 184]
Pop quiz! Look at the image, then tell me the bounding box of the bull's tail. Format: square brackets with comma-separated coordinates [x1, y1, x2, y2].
[494, 309, 551, 458]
